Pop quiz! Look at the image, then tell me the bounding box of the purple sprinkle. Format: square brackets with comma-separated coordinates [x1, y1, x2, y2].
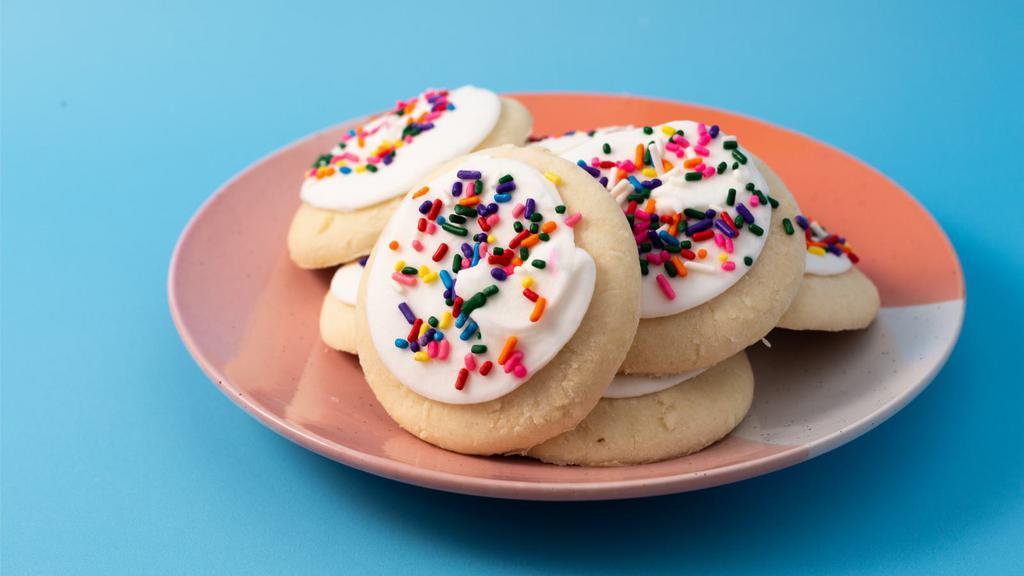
[460, 243, 474, 259]
[358, 256, 368, 267]
[710, 125, 720, 138]
[382, 155, 394, 166]
[714, 219, 738, 238]
[457, 170, 481, 180]
[490, 268, 508, 281]
[487, 203, 498, 215]
[443, 288, 452, 300]
[647, 178, 663, 189]
[524, 198, 537, 219]
[418, 200, 432, 214]
[582, 165, 600, 178]
[686, 218, 714, 236]
[650, 213, 661, 226]
[705, 208, 717, 218]
[409, 341, 420, 352]
[496, 181, 516, 193]
[473, 232, 488, 242]
[599, 176, 608, 187]
[736, 203, 755, 224]
[795, 215, 810, 230]
[646, 230, 664, 248]
[420, 122, 435, 131]
[398, 302, 415, 324]
[827, 244, 843, 256]
[476, 203, 488, 216]
[451, 181, 463, 197]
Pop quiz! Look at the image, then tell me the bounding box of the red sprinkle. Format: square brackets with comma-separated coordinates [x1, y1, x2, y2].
[427, 199, 441, 220]
[508, 230, 531, 249]
[478, 216, 491, 232]
[432, 243, 448, 262]
[455, 368, 469, 390]
[693, 229, 714, 242]
[479, 361, 493, 375]
[407, 318, 422, 341]
[452, 296, 464, 317]
[522, 288, 539, 302]
[417, 217, 427, 232]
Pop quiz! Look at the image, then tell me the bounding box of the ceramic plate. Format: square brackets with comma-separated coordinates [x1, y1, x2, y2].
[169, 93, 964, 500]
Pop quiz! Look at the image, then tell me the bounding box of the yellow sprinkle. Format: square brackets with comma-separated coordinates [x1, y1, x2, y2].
[521, 275, 535, 289]
[718, 253, 728, 262]
[642, 167, 657, 178]
[419, 323, 430, 338]
[439, 311, 453, 329]
[543, 171, 561, 186]
[661, 125, 676, 136]
[355, 165, 366, 173]
[395, 140, 404, 149]
[394, 259, 406, 272]
[423, 272, 438, 284]
[487, 235, 496, 244]
[413, 351, 430, 362]
[808, 246, 826, 256]
[418, 265, 430, 278]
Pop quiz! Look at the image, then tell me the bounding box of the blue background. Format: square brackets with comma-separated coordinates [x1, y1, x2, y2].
[3, 1, 1022, 574]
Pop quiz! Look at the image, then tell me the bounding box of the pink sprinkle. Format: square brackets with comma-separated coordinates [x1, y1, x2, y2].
[694, 145, 710, 157]
[426, 222, 437, 234]
[367, 156, 381, 165]
[513, 364, 527, 378]
[424, 111, 441, 121]
[503, 265, 515, 275]
[512, 203, 525, 218]
[750, 195, 760, 207]
[307, 169, 316, 177]
[342, 152, 359, 162]
[478, 243, 488, 257]
[427, 341, 438, 358]
[486, 214, 500, 227]
[564, 213, 583, 227]
[411, 239, 424, 252]
[645, 253, 661, 263]
[340, 133, 353, 142]
[464, 353, 477, 371]
[590, 156, 601, 167]
[677, 137, 690, 148]
[665, 141, 680, 152]
[503, 351, 524, 373]
[620, 160, 636, 172]
[656, 273, 676, 300]
[714, 233, 725, 248]
[694, 163, 706, 173]
[404, 135, 413, 144]
[724, 236, 734, 254]
[698, 122, 707, 134]
[722, 261, 736, 271]
[392, 273, 417, 287]
[698, 133, 711, 146]
[437, 339, 450, 360]
[703, 166, 716, 178]
[633, 210, 650, 220]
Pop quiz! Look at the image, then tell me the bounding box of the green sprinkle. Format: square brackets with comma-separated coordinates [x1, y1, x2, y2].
[745, 183, 755, 191]
[768, 195, 780, 209]
[727, 188, 737, 206]
[684, 208, 707, 220]
[452, 254, 462, 272]
[441, 222, 468, 236]
[639, 260, 650, 276]
[519, 247, 529, 260]
[498, 174, 513, 184]
[783, 218, 795, 235]
[337, 142, 346, 149]
[428, 316, 438, 327]
[723, 140, 738, 150]
[732, 162, 740, 169]
[717, 162, 727, 174]
[401, 266, 417, 275]
[679, 240, 692, 249]
[530, 212, 543, 222]
[685, 172, 703, 181]
[755, 190, 767, 205]
[494, 247, 505, 256]
[744, 256, 754, 266]
[445, 298, 454, 306]
[313, 154, 331, 168]
[531, 259, 547, 269]
[471, 344, 487, 354]
[748, 223, 764, 236]
[555, 204, 567, 214]
[732, 150, 748, 164]
[474, 180, 483, 195]
[539, 232, 551, 242]
[734, 215, 745, 228]
[447, 214, 466, 224]
[639, 241, 653, 253]
[366, 164, 378, 172]
[529, 223, 539, 234]
[454, 204, 476, 217]
[665, 243, 681, 253]
[513, 221, 524, 233]
[482, 285, 499, 297]
[643, 126, 653, 135]
[602, 142, 611, 154]
[644, 147, 652, 166]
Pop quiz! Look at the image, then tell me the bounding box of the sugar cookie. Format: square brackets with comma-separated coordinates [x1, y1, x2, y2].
[356, 146, 640, 455]
[555, 122, 805, 374]
[319, 257, 366, 354]
[528, 352, 753, 466]
[777, 217, 880, 331]
[289, 86, 532, 269]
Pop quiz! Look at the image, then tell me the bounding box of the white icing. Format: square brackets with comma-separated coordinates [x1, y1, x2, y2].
[556, 121, 772, 318]
[530, 126, 633, 155]
[803, 218, 853, 276]
[603, 368, 707, 399]
[329, 260, 365, 306]
[301, 86, 502, 212]
[364, 154, 596, 405]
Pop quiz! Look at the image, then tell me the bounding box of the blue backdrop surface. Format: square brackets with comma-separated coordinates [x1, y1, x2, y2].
[3, 1, 1022, 574]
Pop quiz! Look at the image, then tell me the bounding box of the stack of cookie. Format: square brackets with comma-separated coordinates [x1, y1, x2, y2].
[291, 86, 880, 466]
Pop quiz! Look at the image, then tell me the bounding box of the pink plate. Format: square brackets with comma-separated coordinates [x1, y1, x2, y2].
[169, 93, 964, 500]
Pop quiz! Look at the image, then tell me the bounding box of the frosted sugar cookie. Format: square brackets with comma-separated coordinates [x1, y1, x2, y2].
[556, 122, 805, 374]
[288, 86, 532, 269]
[529, 126, 633, 155]
[356, 146, 640, 455]
[777, 217, 880, 331]
[527, 352, 753, 466]
[319, 257, 366, 354]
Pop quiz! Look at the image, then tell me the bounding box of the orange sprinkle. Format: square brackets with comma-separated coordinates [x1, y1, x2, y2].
[683, 157, 702, 169]
[388, 240, 400, 251]
[520, 234, 541, 248]
[634, 144, 644, 167]
[697, 248, 708, 259]
[668, 213, 681, 236]
[662, 159, 674, 172]
[671, 256, 688, 277]
[512, 256, 523, 266]
[529, 297, 547, 322]
[541, 221, 557, 234]
[645, 199, 657, 214]
[458, 196, 482, 206]
[412, 186, 430, 198]
[498, 336, 518, 365]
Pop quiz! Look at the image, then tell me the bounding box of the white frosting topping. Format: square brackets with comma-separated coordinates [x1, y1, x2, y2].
[530, 126, 634, 155]
[603, 368, 707, 399]
[364, 154, 596, 405]
[329, 260, 365, 306]
[300, 86, 502, 212]
[556, 121, 772, 318]
[800, 217, 854, 276]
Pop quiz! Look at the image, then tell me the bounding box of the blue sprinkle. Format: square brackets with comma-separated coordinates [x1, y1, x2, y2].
[459, 320, 479, 341]
[340, 166, 352, 174]
[455, 313, 469, 329]
[495, 193, 512, 203]
[440, 270, 453, 289]
[658, 230, 681, 247]
[394, 338, 409, 349]
[628, 176, 643, 192]
[433, 331, 445, 341]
